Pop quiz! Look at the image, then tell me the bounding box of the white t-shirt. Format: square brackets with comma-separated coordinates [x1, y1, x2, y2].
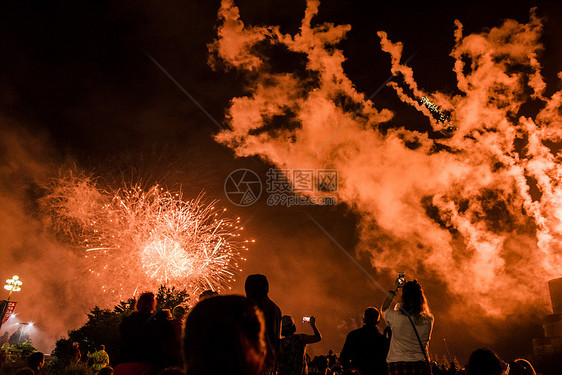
[383, 306, 434, 363]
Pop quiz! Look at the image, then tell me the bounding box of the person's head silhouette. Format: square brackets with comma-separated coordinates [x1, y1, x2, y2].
[245, 274, 269, 301]
[172, 305, 187, 319]
[467, 348, 505, 375]
[363, 307, 381, 326]
[281, 315, 296, 337]
[507, 359, 536, 375]
[136, 292, 156, 314]
[27, 352, 45, 370]
[184, 295, 266, 375]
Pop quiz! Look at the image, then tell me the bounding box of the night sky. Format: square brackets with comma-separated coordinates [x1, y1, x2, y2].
[1, 0, 562, 364]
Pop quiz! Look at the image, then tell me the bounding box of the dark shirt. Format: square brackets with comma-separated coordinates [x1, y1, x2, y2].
[170, 318, 183, 340]
[254, 296, 282, 369]
[340, 325, 389, 375]
[261, 297, 282, 353]
[278, 334, 307, 375]
[169, 318, 184, 367]
[68, 346, 81, 364]
[118, 310, 176, 369]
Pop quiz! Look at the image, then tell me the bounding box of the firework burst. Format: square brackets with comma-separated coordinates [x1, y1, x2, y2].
[43, 175, 250, 298]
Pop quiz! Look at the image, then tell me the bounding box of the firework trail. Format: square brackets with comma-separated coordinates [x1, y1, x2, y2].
[42, 174, 249, 298]
[209, 0, 562, 320]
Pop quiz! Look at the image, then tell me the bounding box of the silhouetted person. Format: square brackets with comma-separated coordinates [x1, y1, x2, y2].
[99, 366, 115, 375]
[27, 352, 45, 375]
[381, 280, 434, 375]
[507, 359, 536, 375]
[245, 274, 282, 374]
[466, 348, 505, 375]
[326, 349, 337, 367]
[198, 289, 218, 301]
[170, 305, 186, 339]
[88, 345, 110, 372]
[115, 292, 176, 375]
[69, 342, 81, 365]
[168, 305, 187, 367]
[278, 315, 322, 375]
[309, 355, 329, 375]
[430, 361, 441, 375]
[340, 307, 389, 375]
[14, 369, 34, 375]
[331, 363, 343, 374]
[184, 295, 266, 375]
[448, 361, 457, 375]
[160, 308, 172, 320]
[157, 367, 183, 375]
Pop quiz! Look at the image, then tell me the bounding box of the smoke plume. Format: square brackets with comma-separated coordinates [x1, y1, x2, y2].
[209, 0, 562, 325]
[0, 125, 100, 352]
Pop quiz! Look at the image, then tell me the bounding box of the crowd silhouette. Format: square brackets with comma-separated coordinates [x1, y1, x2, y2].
[6, 274, 542, 375]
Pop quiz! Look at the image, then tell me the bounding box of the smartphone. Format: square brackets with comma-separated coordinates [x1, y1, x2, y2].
[397, 272, 405, 287]
[302, 317, 311, 323]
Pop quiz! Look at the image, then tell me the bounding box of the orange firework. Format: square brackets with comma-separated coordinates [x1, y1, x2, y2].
[43, 174, 249, 298]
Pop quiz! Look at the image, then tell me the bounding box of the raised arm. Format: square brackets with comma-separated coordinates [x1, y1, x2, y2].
[381, 279, 400, 312]
[302, 316, 322, 344]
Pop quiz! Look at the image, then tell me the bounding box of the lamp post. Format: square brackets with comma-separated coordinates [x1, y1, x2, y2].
[1, 275, 22, 329]
[4, 276, 22, 301]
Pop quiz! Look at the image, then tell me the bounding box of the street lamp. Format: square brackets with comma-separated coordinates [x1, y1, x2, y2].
[4, 275, 22, 301]
[1, 275, 22, 329]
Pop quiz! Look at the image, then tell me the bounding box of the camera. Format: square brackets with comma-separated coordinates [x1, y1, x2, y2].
[302, 317, 311, 323]
[397, 272, 405, 287]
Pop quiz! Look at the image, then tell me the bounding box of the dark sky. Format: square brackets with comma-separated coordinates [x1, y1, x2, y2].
[1, 0, 561, 363]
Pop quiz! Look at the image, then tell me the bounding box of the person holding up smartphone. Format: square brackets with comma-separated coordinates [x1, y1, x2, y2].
[277, 315, 322, 375]
[381, 276, 434, 375]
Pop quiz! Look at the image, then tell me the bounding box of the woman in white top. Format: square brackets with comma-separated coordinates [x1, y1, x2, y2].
[381, 279, 434, 375]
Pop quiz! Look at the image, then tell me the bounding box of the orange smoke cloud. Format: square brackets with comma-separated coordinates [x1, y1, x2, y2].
[0, 126, 101, 352]
[209, 0, 562, 322]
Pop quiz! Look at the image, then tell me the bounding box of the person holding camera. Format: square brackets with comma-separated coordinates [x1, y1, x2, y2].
[381, 278, 434, 375]
[277, 315, 322, 375]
